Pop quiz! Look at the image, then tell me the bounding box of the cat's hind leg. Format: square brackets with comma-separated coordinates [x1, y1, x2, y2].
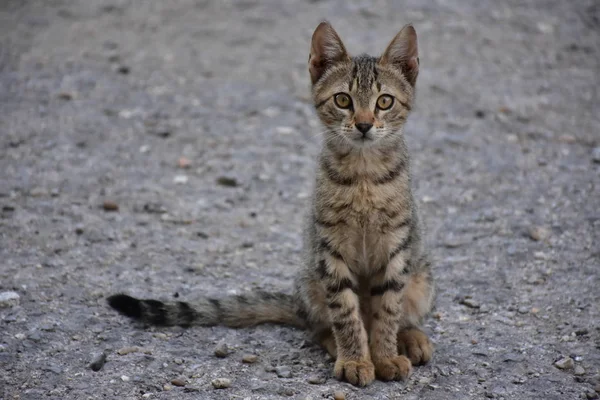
[397, 270, 435, 365]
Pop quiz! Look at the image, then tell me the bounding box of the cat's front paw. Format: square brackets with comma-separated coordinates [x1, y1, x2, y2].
[334, 359, 375, 387]
[373, 355, 412, 381]
[397, 328, 433, 365]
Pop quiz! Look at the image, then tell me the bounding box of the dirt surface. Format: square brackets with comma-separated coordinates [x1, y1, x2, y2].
[1, 0, 599, 399]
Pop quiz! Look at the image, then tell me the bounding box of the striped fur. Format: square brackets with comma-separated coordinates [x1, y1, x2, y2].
[107, 21, 434, 388]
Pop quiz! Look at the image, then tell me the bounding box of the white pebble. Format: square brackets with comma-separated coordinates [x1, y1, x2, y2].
[121, 375, 130, 382]
[275, 126, 295, 135]
[174, 175, 189, 184]
[0, 291, 20, 308]
[211, 378, 231, 389]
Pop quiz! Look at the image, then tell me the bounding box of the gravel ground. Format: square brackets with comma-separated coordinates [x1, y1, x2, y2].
[1, 0, 599, 399]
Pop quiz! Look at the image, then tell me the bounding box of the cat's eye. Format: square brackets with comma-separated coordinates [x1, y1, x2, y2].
[376, 95, 394, 110]
[334, 93, 352, 109]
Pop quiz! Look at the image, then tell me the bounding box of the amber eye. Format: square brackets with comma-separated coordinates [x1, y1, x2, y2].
[334, 93, 352, 109]
[376, 95, 394, 110]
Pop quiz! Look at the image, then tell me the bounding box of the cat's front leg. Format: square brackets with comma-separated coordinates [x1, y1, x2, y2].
[320, 250, 375, 387]
[369, 254, 412, 381]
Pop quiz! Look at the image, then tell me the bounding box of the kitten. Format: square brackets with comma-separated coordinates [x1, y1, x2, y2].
[108, 21, 434, 387]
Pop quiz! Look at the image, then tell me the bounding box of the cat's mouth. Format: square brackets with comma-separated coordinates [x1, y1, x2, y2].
[353, 132, 374, 144]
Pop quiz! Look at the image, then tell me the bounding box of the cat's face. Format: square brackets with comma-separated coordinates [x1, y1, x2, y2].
[309, 22, 419, 149]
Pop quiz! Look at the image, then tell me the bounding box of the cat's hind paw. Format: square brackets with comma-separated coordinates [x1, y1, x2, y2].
[373, 355, 412, 381]
[397, 328, 433, 365]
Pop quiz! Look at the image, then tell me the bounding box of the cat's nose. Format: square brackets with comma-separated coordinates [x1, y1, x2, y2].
[356, 123, 373, 135]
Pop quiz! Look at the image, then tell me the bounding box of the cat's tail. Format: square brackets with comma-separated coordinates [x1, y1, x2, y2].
[107, 290, 306, 329]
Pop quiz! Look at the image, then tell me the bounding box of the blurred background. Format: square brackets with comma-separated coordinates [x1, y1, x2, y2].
[0, 1, 599, 399]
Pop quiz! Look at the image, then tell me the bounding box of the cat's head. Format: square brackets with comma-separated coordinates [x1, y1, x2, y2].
[309, 21, 419, 149]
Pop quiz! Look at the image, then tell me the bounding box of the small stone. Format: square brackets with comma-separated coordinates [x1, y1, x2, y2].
[121, 375, 130, 382]
[117, 346, 140, 355]
[43, 364, 63, 374]
[459, 297, 480, 309]
[30, 187, 48, 197]
[214, 341, 229, 358]
[0, 291, 20, 308]
[174, 175, 189, 184]
[171, 378, 186, 387]
[173, 358, 184, 365]
[275, 126, 295, 135]
[474, 109, 486, 118]
[75, 224, 85, 235]
[117, 65, 130, 74]
[216, 176, 239, 187]
[574, 365, 586, 376]
[102, 200, 119, 211]
[263, 107, 280, 117]
[592, 147, 600, 163]
[163, 384, 173, 391]
[211, 378, 231, 389]
[14, 333, 25, 340]
[554, 357, 574, 370]
[558, 134, 576, 143]
[333, 391, 346, 400]
[275, 366, 292, 378]
[307, 375, 325, 384]
[277, 386, 294, 396]
[178, 157, 192, 169]
[518, 306, 529, 314]
[242, 354, 258, 364]
[27, 331, 42, 342]
[57, 92, 74, 101]
[528, 226, 549, 241]
[575, 329, 589, 336]
[142, 203, 167, 214]
[89, 352, 107, 372]
[587, 391, 599, 400]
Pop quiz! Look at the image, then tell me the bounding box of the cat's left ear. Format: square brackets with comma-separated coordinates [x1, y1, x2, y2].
[379, 24, 419, 86]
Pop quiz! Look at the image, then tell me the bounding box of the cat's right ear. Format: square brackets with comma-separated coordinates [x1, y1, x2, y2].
[309, 21, 349, 85]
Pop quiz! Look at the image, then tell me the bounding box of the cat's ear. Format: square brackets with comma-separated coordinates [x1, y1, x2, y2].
[309, 21, 349, 84]
[380, 24, 419, 86]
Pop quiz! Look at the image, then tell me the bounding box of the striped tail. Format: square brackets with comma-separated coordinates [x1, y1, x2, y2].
[107, 291, 306, 329]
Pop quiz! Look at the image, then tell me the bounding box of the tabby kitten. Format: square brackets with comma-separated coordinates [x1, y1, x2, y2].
[108, 21, 434, 387]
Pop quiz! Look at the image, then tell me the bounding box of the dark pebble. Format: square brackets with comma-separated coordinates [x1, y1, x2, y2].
[216, 177, 239, 187]
[171, 378, 186, 387]
[117, 66, 130, 74]
[57, 92, 73, 101]
[89, 352, 107, 372]
[102, 200, 119, 211]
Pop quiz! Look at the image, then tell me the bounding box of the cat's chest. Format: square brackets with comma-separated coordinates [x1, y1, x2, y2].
[323, 181, 403, 271]
[329, 180, 401, 223]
